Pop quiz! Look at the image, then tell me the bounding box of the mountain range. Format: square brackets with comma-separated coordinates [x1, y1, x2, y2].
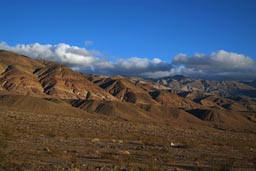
[0, 50, 256, 132]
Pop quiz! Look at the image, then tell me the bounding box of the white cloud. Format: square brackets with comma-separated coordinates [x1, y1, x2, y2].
[141, 66, 203, 78]
[104, 57, 171, 76]
[210, 50, 254, 68]
[116, 57, 163, 69]
[173, 53, 188, 63]
[0, 42, 98, 67]
[0, 42, 255, 80]
[0, 42, 171, 77]
[171, 50, 256, 80]
[173, 50, 254, 69]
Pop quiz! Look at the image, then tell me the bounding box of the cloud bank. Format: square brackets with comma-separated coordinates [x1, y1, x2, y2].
[0, 42, 98, 67]
[0, 42, 171, 76]
[0, 42, 255, 80]
[172, 50, 256, 80]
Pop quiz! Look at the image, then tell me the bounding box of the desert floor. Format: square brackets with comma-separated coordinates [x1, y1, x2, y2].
[0, 109, 256, 171]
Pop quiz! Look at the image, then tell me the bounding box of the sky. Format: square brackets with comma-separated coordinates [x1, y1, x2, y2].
[0, 0, 256, 80]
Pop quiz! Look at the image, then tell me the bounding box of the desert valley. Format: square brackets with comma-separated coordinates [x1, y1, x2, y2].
[0, 50, 255, 171]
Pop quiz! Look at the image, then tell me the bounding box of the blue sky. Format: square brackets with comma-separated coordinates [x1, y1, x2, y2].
[0, 0, 256, 80]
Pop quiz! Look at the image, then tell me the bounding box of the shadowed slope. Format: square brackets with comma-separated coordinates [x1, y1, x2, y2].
[186, 108, 256, 132]
[71, 99, 155, 121]
[150, 90, 201, 108]
[195, 95, 249, 111]
[90, 76, 157, 104]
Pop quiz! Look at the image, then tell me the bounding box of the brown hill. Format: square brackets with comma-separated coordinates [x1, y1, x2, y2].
[149, 90, 201, 108]
[89, 75, 201, 109]
[138, 103, 206, 125]
[195, 95, 249, 111]
[89, 75, 157, 104]
[71, 99, 208, 127]
[71, 99, 154, 121]
[34, 63, 116, 100]
[0, 50, 46, 96]
[186, 108, 256, 132]
[0, 94, 89, 116]
[0, 50, 116, 100]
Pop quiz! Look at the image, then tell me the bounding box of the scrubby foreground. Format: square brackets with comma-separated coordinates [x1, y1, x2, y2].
[1, 108, 255, 171]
